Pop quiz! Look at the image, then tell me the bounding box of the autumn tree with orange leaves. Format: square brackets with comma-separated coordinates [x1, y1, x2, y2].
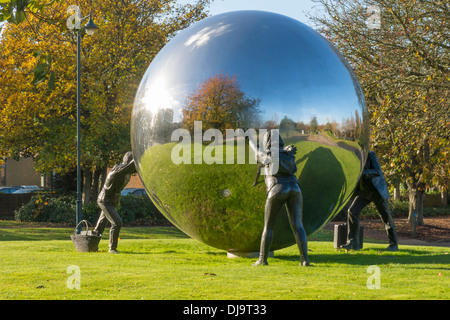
[0, 0, 212, 202]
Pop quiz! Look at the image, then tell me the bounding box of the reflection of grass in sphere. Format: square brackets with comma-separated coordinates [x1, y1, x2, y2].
[292, 139, 362, 233]
[138, 142, 270, 252]
[137, 139, 361, 253]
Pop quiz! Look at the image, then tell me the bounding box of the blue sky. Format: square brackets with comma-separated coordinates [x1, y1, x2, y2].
[206, 0, 317, 25]
[0, 1, 317, 34]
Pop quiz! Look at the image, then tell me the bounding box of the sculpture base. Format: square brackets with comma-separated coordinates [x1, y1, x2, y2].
[226, 251, 274, 259]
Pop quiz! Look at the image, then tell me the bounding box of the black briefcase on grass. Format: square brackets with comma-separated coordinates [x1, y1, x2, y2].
[333, 223, 364, 249]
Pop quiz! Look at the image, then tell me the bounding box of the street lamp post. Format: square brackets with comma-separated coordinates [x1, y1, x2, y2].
[76, 24, 82, 230]
[67, 7, 99, 230]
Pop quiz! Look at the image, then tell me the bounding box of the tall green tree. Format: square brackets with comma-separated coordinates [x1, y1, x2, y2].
[310, 0, 449, 231]
[0, 0, 212, 201]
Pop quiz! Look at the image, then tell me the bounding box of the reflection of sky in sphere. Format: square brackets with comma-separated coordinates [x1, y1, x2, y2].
[136, 10, 364, 127]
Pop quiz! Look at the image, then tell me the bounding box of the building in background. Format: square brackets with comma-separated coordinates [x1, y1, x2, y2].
[0, 157, 143, 189]
[0, 157, 49, 188]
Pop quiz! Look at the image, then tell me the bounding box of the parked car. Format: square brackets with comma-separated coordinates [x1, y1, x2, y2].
[0, 186, 21, 194]
[20, 185, 40, 190]
[14, 188, 40, 194]
[121, 188, 147, 197]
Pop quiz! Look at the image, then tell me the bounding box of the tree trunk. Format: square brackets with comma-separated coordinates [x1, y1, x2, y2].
[416, 191, 425, 226]
[441, 187, 448, 208]
[406, 180, 426, 237]
[393, 182, 401, 201]
[407, 188, 417, 238]
[100, 166, 107, 191]
[91, 168, 102, 202]
[82, 169, 92, 204]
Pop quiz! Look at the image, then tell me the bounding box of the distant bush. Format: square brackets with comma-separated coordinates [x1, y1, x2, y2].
[422, 206, 450, 216]
[360, 200, 409, 218]
[14, 193, 169, 226]
[81, 201, 102, 225]
[334, 197, 449, 221]
[361, 199, 449, 218]
[14, 194, 75, 224]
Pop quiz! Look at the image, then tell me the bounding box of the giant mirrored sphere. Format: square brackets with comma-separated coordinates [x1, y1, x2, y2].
[131, 10, 369, 254]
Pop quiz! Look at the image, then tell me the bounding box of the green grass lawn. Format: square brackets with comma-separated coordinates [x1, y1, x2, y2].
[0, 221, 448, 300]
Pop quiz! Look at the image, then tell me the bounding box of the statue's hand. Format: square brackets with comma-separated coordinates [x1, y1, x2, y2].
[291, 145, 297, 155]
[284, 145, 297, 155]
[362, 169, 380, 178]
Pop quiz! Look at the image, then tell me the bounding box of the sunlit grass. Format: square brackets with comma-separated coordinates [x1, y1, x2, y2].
[0, 223, 448, 300]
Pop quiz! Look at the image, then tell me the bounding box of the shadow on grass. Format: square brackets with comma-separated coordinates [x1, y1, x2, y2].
[0, 228, 73, 241]
[2, 223, 448, 271]
[120, 226, 190, 239]
[113, 237, 450, 269]
[0, 226, 189, 241]
[274, 247, 450, 268]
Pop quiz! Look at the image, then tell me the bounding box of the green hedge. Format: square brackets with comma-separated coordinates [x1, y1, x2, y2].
[14, 194, 76, 224]
[14, 194, 448, 226]
[14, 193, 170, 226]
[361, 199, 449, 218]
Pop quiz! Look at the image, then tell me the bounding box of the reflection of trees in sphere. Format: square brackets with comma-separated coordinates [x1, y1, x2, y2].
[131, 11, 369, 254]
[182, 74, 261, 133]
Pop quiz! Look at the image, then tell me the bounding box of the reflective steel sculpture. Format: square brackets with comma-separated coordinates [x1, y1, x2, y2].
[131, 11, 369, 255]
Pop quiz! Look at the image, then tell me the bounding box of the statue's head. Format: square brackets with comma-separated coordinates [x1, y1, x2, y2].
[262, 130, 284, 154]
